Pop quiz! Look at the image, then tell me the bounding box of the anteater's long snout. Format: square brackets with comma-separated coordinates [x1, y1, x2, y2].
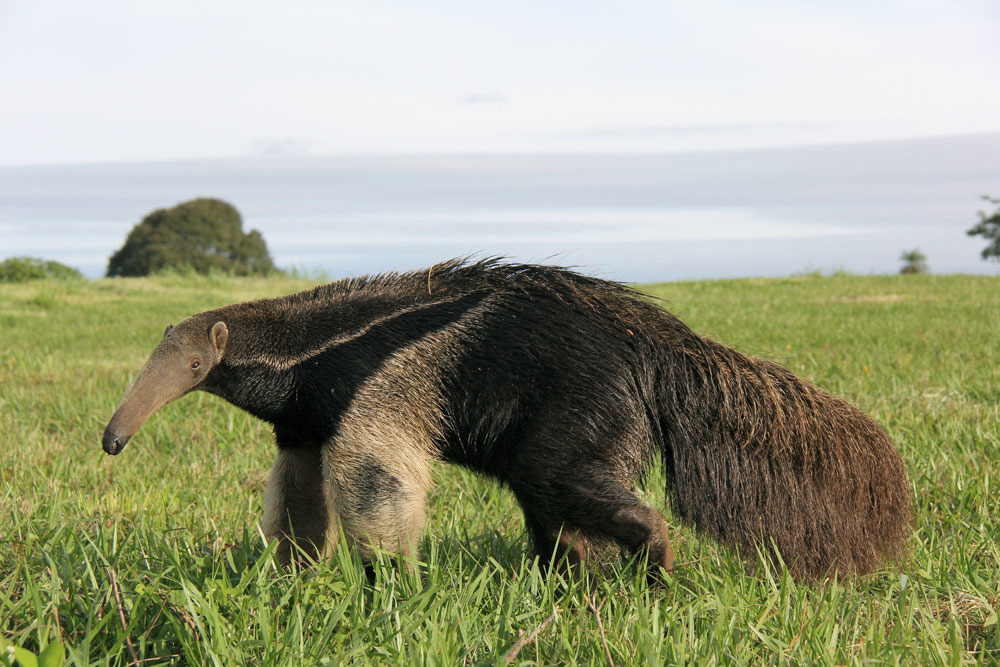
[101, 369, 166, 456]
[101, 354, 194, 456]
[102, 426, 130, 455]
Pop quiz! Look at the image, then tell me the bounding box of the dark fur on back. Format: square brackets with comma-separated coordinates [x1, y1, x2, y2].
[196, 258, 911, 579]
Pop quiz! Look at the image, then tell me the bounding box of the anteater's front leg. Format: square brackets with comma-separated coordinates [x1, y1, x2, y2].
[323, 447, 431, 570]
[262, 446, 331, 566]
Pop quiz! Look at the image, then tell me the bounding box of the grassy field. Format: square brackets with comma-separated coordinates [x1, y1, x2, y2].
[1, 271, 998, 665]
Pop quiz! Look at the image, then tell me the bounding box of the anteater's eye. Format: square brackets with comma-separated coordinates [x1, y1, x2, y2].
[191, 360, 201, 370]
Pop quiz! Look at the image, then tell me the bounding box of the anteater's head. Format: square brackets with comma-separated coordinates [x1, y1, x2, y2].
[102, 319, 228, 455]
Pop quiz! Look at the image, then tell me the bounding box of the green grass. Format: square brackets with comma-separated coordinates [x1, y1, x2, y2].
[1, 272, 998, 665]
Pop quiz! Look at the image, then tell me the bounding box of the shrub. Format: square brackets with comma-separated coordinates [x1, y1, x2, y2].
[0, 257, 83, 283]
[899, 249, 928, 275]
[107, 198, 277, 277]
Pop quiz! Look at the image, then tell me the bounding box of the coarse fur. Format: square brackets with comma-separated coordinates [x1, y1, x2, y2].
[102, 259, 911, 580]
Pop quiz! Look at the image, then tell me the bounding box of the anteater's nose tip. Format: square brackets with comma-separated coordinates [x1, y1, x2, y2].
[102, 429, 127, 456]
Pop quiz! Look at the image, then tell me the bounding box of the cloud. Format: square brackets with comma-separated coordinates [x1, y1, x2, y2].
[570, 121, 829, 139]
[458, 92, 508, 106]
[252, 137, 313, 157]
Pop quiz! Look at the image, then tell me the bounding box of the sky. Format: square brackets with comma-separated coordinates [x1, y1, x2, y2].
[2, 0, 1000, 165]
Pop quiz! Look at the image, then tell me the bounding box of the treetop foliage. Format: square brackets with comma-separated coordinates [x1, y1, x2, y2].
[967, 195, 1000, 262]
[106, 198, 276, 277]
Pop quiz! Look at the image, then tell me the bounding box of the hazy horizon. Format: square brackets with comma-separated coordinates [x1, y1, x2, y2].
[3, 132, 998, 283]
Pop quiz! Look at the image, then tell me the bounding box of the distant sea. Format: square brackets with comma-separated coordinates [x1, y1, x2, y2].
[2, 133, 998, 282]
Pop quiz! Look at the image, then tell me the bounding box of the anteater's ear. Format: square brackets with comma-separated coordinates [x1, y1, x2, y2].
[163, 324, 173, 337]
[210, 321, 228, 363]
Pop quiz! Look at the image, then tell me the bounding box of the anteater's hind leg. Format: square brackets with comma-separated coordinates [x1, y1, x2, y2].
[508, 437, 674, 580]
[515, 482, 673, 578]
[603, 502, 674, 576]
[262, 446, 331, 566]
[522, 507, 591, 574]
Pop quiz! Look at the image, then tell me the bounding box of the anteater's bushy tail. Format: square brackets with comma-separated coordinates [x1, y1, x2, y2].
[656, 334, 911, 579]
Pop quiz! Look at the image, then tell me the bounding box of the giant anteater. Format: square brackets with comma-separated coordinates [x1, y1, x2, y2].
[102, 259, 911, 579]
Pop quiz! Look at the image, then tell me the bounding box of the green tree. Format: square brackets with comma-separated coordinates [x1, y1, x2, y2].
[0, 256, 83, 282]
[899, 248, 928, 274]
[967, 195, 1000, 262]
[106, 198, 276, 277]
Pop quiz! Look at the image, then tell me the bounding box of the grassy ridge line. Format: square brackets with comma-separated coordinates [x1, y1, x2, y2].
[0, 273, 997, 665]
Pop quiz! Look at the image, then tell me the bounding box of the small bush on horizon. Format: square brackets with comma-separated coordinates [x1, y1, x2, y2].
[0, 256, 83, 283]
[900, 249, 929, 274]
